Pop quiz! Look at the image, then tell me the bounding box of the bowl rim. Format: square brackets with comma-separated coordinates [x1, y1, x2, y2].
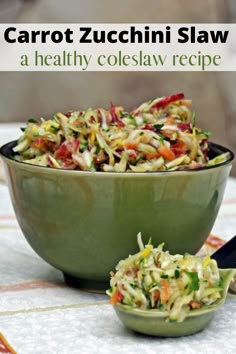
[0, 140, 234, 177]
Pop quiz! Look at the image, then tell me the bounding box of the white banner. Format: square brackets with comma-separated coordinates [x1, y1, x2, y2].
[0, 24, 235, 71]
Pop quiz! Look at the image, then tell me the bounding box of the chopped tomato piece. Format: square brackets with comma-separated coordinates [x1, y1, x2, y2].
[158, 145, 175, 161]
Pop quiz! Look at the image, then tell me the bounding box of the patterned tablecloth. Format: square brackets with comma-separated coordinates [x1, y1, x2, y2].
[0, 124, 236, 354]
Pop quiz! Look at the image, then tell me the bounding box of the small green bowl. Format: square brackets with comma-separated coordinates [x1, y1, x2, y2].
[114, 269, 236, 337]
[0, 141, 234, 291]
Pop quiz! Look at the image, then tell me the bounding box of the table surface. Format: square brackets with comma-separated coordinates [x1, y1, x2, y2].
[0, 124, 236, 354]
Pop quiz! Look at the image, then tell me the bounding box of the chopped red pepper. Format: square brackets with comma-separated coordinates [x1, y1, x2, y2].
[200, 139, 209, 161]
[116, 118, 125, 128]
[201, 139, 208, 145]
[171, 147, 185, 157]
[110, 101, 125, 127]
[46, 156, 53, 166]
[97, 109, 102, 123]
[171, 139, 187, 156]
[54, 139, 79, 161]
[172, 139, 186, 149]
[65, 111, 72, 117]
[177, 122, 191, 132]
[54, 142, 72, 161]
[110, 101, 118, 123]
[90, 115, 96, 123]
[72, 139, 80, 152]
[152, 93, 185, 109]
[143, 124, 155, 131]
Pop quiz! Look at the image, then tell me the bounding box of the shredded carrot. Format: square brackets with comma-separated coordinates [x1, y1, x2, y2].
[166, 117, 175, 125]
[145, 152, 161, 160]
[124, 142, 137, 150]
[160, 279, 170, 304]
[109, 289, 123, 305]
[158, 145, 175, 161]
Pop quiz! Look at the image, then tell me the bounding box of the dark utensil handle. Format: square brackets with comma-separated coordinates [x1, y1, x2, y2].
[211, 235, 236, 269]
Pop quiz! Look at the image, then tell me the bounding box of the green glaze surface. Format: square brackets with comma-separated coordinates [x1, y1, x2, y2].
[0, 141, 233, 285]
[114, 269, 236, 337]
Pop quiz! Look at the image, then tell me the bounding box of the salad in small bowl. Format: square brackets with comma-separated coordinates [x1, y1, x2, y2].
[107, 234, 235, 336]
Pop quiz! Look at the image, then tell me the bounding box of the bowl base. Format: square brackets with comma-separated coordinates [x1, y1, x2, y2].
[63, 273, 109, 294]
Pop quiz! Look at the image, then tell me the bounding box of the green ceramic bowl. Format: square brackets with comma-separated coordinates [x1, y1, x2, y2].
[114, 269, 236, 337]
[0, 141, 234, 291]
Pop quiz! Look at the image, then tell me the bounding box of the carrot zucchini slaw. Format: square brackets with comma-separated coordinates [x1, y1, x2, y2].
[107, 233, 223, 322]
[14, 93, 229, 171]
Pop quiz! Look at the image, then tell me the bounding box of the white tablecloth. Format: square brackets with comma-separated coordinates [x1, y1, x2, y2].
[0, 124, 236, 354]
